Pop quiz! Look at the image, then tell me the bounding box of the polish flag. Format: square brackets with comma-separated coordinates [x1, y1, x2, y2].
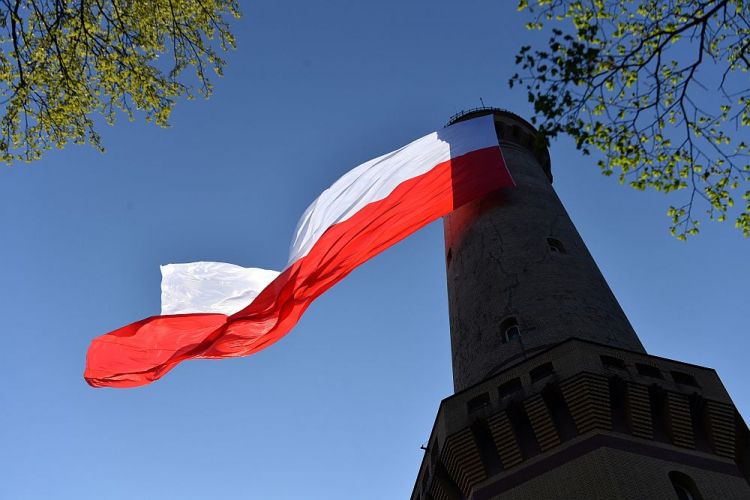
[84, 114, 512, 388]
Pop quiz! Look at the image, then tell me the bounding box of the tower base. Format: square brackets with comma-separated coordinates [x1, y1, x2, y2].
[412, 339, 750, 499]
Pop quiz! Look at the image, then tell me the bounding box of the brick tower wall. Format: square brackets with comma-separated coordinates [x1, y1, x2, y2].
[444, 110, 645, 393]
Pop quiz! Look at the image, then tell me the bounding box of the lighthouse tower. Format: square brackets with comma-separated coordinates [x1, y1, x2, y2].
[411, 109, 750, 500]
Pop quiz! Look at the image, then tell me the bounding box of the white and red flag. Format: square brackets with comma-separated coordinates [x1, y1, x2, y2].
[84, 114, 512, 387]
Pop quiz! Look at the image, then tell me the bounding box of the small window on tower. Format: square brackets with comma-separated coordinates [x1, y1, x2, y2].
[601, 355, 627, 370]
[547, 238, 566, 254]
[669, 471, 702, 500]
[467, 392, 490, 413]
[498, 378, 522, 399]
[671, 371, 699, 387]
[500, 317, 521, 343]
[636, 363, 664, 379]
[530, 362, 555, 383]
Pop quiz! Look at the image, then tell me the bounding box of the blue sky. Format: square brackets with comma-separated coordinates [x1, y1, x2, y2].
[1, 2, 748, 499]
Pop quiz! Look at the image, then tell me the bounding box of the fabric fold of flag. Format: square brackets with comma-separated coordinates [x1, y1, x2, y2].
[84, 114, 513, 388]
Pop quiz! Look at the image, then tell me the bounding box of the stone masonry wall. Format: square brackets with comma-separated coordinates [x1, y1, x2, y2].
[444, 111, 645, 392]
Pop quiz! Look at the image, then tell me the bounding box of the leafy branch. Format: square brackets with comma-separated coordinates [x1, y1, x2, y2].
[511, 0, 750, 238]
[0, 0, 241, 164]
